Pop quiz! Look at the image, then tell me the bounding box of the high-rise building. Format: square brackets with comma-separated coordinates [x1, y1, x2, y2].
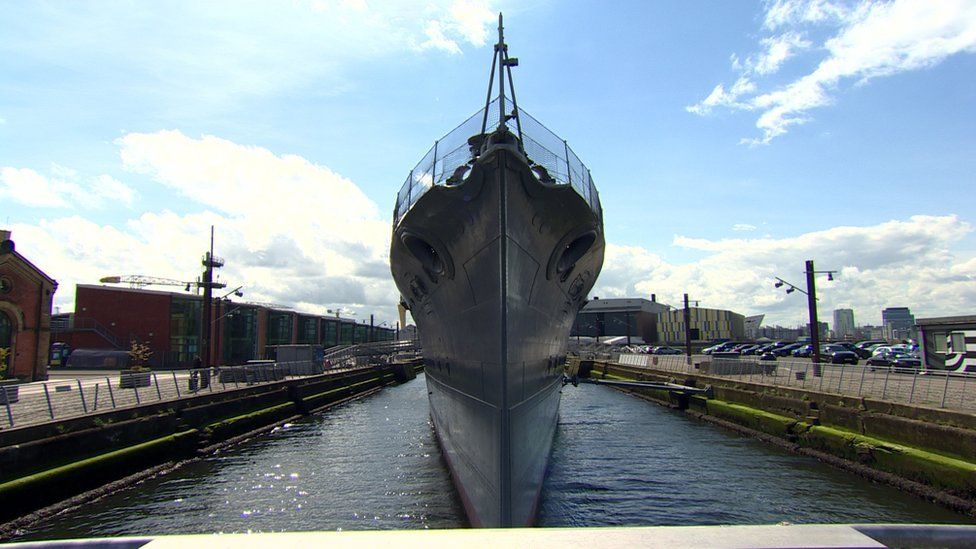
[882, 307, 915, 341]
[833, 308, 855, 340]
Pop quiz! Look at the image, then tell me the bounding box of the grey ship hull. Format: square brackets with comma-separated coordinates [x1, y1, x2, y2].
[391, 140, 604, 527]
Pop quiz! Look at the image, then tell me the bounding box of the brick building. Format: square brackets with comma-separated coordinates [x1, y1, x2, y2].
[53, 284, 396, 369]
[0, 230, 58, 381]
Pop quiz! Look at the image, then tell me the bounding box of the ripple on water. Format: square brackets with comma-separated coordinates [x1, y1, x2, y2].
[13, 374, 972, 540]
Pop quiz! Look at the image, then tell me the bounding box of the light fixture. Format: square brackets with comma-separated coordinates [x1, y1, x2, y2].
[786, 287, 795, 294]
[827, 272, 834, 281]
[774, 281, 784, 288]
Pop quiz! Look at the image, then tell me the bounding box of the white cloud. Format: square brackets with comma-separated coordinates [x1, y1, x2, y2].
[592, 215, 976, 326]
[0, 166, 136, 209]
[751, 32, 811, 75]
[1, 131, 401, 321]
[688, 0, 976, 144]
[419, 20, 464, 54]
[450, 0, 496, 46]
[732, 223, 757, 232]
[685, 77, 756, 115]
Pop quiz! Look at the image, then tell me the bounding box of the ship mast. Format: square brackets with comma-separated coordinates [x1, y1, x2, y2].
[480, 13, 523, 144]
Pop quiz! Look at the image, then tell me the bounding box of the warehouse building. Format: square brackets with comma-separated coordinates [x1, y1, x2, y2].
[53, 284, 395, 369]
[570, 296, 671, 344]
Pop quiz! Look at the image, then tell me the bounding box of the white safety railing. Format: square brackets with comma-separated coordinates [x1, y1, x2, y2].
[0, 360, 368, 430]
[617, 354, 976, 413]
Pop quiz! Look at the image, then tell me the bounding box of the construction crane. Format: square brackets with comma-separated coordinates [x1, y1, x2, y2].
[99, 275, 227, 291]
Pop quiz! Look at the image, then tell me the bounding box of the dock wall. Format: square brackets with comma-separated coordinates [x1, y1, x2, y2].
[0, 361, 424, 527]
[583, 360, 976, 516]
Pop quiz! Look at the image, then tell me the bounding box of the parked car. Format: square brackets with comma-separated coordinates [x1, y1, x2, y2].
[856, 340, 888, 350]
[792, 344, 813, 358]
[828, 350, 859, 365]
[652, 346, 684, 355]
[740, 345, 763, 356]
[892, 356, 922, 370]
[867, 351, 914, 371]
[759, 352, 777, 361]
[773, 343, 802, 356]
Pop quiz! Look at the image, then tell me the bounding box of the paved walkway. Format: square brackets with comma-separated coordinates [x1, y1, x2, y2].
[1, 364, 361, 431]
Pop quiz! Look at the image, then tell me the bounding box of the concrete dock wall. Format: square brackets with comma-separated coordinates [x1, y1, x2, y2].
[0, 361, 423, 526]
[585, 360, 976, 516]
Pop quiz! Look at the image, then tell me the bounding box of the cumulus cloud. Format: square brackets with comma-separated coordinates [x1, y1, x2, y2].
[687, 0, 976, 144]
[11, 132, 401, 323]
[0, 166, 136, 209]
[592, 215, 976, 326]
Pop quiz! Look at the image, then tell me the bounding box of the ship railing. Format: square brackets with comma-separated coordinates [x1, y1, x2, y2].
[394, 97, 601, 226]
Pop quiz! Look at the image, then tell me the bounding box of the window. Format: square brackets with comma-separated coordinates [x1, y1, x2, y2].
[950, 332, 966, 353]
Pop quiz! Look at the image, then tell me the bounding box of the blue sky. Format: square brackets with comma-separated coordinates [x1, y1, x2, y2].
[2, 0, 975, 328]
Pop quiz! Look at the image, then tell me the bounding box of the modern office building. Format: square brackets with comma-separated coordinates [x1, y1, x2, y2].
[882, 307, 915, 340]
[657, 307, 746, 344]
[833, 308, 855, 340]
[744, 314, 764, 339]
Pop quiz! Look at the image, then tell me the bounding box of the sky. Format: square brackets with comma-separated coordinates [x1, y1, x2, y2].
[1, 0, 975, 329]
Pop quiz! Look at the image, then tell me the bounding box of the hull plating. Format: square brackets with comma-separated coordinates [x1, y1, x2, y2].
[391, 146, 604, 527]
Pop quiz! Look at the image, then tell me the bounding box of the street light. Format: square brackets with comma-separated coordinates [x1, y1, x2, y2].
[773, 260, 837, 375]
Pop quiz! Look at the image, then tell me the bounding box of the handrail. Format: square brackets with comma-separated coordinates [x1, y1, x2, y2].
[393, 98, 600, 226]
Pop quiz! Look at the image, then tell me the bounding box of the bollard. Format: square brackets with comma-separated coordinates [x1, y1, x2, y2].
[43, 383, 54, 420]
[106, 377, 116, 409]
[77, 379, 88, 413]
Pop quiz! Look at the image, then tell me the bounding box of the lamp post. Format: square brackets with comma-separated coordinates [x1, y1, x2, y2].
[683, 294, 701, 359]
[774, 260, 836, 376]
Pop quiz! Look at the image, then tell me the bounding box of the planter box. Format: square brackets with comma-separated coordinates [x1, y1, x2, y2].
[0, 380, 19, 404]
[119, 371, 152, 389]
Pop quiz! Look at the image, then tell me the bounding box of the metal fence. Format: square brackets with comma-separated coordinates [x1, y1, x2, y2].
[393, 97, 601, 225]
[618, 354, 976, 413]
[0, 361, 365, 430]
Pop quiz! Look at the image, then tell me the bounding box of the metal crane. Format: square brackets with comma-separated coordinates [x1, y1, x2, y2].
[99, 275, 227, 291]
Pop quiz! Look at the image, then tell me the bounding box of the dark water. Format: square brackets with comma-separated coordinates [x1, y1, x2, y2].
[15, 373, 969, 540]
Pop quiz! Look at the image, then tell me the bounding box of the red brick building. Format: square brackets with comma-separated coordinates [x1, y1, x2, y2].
[0, 230, 58, 381]
[54, 284, 396, 369]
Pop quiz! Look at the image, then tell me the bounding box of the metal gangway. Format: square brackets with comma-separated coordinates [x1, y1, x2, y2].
[323, 339, 422, 367]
